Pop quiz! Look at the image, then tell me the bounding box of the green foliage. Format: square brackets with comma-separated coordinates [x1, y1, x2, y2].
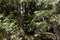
[0, 0, 60, 40]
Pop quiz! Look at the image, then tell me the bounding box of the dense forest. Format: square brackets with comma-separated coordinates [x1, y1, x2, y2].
[0, 0, 60, 40]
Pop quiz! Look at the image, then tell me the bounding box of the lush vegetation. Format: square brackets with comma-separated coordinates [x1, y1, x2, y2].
[0, 0, 60, 40]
